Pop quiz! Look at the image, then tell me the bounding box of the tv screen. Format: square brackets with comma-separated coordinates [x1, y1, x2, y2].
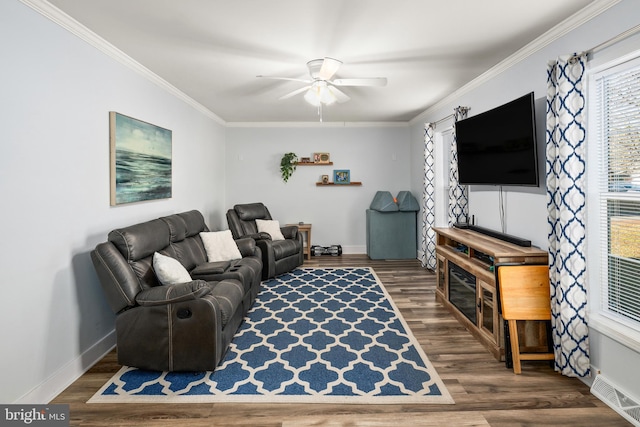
[455, 92, 539, 186]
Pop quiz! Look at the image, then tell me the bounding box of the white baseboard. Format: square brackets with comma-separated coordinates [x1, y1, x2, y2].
[335, 246, 421, 259]
[16, 330, 116, 404]
[340, 245, 366, 254]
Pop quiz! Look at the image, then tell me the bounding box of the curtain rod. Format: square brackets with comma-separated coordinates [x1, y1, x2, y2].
[431, 106, 471, 129]
[431, 113, 454, 128]
[588, 23, 640, 58]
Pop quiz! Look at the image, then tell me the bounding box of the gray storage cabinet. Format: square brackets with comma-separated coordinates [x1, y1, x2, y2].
[366, 191, 419, 260]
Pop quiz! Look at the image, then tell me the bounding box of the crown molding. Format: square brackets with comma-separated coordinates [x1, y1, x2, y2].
[409, 0, 622, 125]
[19, 0, 226, 126]
[226, 121, 409, 128]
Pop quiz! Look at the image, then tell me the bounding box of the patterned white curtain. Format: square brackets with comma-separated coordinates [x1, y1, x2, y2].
[448, 107, 469, 226]
[421, 123, 436, 270]
[546, 53, 590, 377]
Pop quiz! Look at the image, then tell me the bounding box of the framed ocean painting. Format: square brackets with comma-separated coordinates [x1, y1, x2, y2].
[109, 112, 172, 206]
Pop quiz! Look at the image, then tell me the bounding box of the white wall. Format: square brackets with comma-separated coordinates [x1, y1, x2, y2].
[0, 1, 227, 403]
[409, 0, 640, 399]
[226, 125, 412, 252]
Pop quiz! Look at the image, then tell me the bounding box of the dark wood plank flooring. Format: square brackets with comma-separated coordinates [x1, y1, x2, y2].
[51, 255, 629, 426]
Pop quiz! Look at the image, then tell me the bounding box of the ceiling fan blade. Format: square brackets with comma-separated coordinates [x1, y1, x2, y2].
[257, 75, 312, 84]
[318, 57, 342, 80]
[332, 77, 387, 87]
[327, 86, 351, 104]
[278, 86, 311, 100]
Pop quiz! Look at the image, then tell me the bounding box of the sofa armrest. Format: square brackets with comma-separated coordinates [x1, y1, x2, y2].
[191, 261, 231, 276]
[235, 237, 258, 257]
[91, 241, 141, 313]
[281, 225, 298, 240]
[240, 232, 271, 241]
[135, 280, 213, 307]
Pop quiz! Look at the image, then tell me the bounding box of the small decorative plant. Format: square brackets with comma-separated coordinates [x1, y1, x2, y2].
[280, 152, 298, 182]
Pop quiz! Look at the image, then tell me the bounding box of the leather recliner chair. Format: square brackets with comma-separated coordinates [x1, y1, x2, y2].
[226, 203, 303, 279]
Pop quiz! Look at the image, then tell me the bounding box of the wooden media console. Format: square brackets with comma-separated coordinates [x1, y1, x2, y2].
[433, 227, 549, 361]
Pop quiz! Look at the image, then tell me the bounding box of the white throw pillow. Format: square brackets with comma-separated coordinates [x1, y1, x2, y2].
[256, 219, 285, 241]
[200, 230, 242, 262]
[153, 252, 192, 285]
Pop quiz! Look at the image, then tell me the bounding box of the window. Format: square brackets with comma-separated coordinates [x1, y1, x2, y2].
[589, 53, 640, 340]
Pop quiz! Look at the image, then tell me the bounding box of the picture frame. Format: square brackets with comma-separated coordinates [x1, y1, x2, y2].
[110, 112, 172, 206]
[313, 152, 331, 164]
[321, 174, 329, 184]
[333, 169, 350, 184]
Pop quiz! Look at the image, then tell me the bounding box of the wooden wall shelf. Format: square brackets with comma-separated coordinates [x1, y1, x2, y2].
[316, 182, 362, 186]
[297, 162, 333, 166]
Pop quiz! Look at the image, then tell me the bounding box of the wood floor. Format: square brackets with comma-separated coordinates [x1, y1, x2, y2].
[51, 255, 630, 426]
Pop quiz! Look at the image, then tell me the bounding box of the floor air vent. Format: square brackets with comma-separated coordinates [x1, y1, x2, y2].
[591, 374, 640, 426]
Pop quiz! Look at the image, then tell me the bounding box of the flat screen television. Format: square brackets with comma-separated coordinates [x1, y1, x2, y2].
[455, 92, 539, 186]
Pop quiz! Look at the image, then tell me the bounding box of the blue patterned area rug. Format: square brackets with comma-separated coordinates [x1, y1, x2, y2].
[89, 267, 453, 404]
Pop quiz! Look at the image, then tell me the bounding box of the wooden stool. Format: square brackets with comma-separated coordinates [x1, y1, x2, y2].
[498, 265, 555, 374]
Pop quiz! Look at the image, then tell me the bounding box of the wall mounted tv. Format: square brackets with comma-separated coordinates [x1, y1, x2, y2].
[455, 92, 539, 186]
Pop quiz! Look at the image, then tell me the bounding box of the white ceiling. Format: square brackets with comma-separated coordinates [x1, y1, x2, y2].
[45, 0, 598, 123]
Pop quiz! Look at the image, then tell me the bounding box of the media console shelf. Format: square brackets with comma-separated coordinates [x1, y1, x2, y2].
[433, 227, 548, 361]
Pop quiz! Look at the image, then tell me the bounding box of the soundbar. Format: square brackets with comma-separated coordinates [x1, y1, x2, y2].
[468, 225, 531, 247]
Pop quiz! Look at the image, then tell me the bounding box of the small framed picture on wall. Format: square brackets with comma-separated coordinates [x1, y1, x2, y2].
[333, 169, 350, 184]
[314, 152, 331, 164]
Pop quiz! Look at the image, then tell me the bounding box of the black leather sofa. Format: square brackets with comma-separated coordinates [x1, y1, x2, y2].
[90, 210, 262, 372]
[226, 203, 304, 279]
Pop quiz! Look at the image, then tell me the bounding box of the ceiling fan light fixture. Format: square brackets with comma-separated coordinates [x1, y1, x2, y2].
[321, 91, 337, 105]
[304, 88, 322, 106]
[319, 86, 337, 106]
[304, 81, 337, 106]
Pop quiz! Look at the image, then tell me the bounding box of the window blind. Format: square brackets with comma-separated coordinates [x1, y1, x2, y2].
[594, 57, 640, 327]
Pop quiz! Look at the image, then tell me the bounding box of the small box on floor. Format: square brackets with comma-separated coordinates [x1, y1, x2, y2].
[311, 245, 342, 256]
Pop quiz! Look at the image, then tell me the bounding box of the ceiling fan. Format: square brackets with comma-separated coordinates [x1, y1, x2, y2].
[257, 57, 387, 107]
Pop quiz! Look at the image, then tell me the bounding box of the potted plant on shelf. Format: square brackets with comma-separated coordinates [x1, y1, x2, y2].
[280, 152, 298, 182]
